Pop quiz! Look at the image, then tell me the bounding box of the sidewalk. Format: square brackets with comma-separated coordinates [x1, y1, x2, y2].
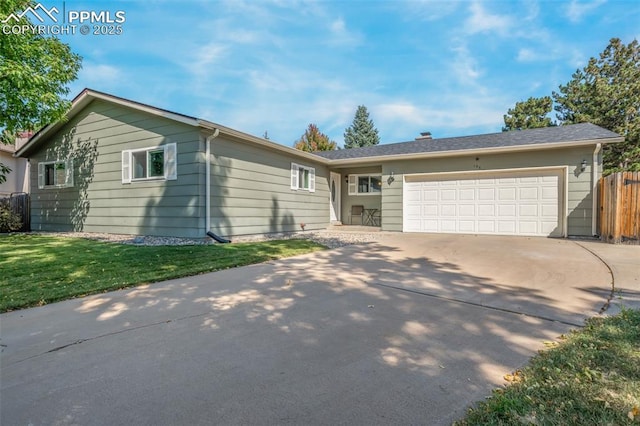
[575, 240, 640, 315]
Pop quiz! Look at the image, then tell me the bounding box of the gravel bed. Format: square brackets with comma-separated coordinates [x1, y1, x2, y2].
[27, 229, 384, 249]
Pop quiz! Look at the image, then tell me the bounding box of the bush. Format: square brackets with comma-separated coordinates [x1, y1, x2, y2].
[0, 201, 22, 232]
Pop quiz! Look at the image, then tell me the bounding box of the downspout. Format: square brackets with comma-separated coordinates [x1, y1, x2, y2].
[205, 129, 230, 243]
[591, 143, 602, 236]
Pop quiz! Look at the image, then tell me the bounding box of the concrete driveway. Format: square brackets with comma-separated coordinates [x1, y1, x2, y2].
[0, 233, 627, 425]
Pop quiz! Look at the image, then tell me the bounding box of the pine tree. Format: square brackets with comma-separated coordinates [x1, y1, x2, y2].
[343, 105, 380, 149]
[502, 96, 556, 131]
[553, 38, 640, 173]
[293, 124, 337, 152]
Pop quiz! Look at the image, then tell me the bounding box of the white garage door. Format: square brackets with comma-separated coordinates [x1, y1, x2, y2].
[403, 169, 564, 237]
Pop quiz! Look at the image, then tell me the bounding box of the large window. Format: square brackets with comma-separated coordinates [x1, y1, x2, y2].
[290, 163, 316, 192]
[348, 174, 381, 195]
[37, 160, 74, 189]
[122, 143, 177, 183]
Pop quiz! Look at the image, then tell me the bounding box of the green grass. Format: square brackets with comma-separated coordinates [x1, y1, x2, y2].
[456, 308, 640, 425]
[0, 234, 326, 312]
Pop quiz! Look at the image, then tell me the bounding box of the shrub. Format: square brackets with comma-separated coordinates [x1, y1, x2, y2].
[0, 200, 22, 232]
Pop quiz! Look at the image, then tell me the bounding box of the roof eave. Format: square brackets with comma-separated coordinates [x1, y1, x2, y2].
[15, 89, 202, 158]
[198, 120, 331, 165]
[326, 137, 624, 166]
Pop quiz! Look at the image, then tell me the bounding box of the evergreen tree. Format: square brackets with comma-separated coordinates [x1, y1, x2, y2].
[553, 38, 640, 173]
[343, 105, 380, 149]
[502, 96, 556, 131]
[293, 124, 337, 152]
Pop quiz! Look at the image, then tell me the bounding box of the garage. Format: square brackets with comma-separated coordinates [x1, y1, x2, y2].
[403, 168, 565, 237]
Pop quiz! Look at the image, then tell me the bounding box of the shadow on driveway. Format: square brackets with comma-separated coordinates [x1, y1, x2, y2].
[0, 234, 613, 425]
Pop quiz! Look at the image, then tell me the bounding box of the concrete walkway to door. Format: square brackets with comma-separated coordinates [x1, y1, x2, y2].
[1, 233, 635, 426]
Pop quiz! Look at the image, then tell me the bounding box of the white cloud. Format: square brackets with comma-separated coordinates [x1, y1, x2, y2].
[566, 0, 607, 23]
[189, 42, 228, 77]
[328, 17, 363, 47]
[465, 1, 512, 35]
[400, 1, 460, 22]
[450, 42, 482, 82]
[77, 63, 121, 89]
[517, 48, 540, 62]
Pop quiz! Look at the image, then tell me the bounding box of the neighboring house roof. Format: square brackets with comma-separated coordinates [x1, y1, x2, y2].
[315, 123, 623, 164]
[15, 88, 624, 163]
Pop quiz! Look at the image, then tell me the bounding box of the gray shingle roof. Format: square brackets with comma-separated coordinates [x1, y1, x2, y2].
[314, 123, 621, 160]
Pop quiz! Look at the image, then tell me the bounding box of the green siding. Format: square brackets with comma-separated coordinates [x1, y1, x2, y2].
[29, 100, 205, 238]
[378, 146, 599, 236]
[209, 136, 329, 237]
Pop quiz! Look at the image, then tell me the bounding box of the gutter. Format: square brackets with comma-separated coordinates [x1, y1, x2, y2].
[592, 143, 602, 236]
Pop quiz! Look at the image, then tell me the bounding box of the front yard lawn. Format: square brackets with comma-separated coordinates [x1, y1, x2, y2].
[456, 308, 640, 425]
[0, 234, 325, 312]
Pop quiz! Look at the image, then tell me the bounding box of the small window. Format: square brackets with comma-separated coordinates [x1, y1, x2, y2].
[38, 160, 74, 189]
[290, 163, 315, 192]
[122, 143, 177, 184]
[348, 174, 382, 195]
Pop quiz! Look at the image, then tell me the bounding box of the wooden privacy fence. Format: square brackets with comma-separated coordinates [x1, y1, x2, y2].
[0, 192, 30, 232]
[599, 171, 640, 244]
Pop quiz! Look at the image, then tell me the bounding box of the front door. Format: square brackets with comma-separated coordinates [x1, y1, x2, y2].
[329, 172, 341, 222]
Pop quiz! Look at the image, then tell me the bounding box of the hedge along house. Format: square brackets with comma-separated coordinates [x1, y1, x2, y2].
[16, 89, 623, 240]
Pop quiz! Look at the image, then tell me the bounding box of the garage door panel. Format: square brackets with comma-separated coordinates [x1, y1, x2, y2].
[406, 189, 421, 202]
[519, 204, 538, 216]
[478, 188, 495, 200]
[541, 204, 558, 216]
[498, 187, 517, 200]
[478, 221, 495, 232]
[542, 187, 557, 199]
[520, 187, 539, 199]
[441, 220, 456, 232]
[440, 204, 456, 216]
[519, 221, 538, 234]
[422, 205, 438, 216]
[459, 220, 475, 232]
[498, 204, 516, 216]
[478, 204, 495, 216]
[403, 170, 562, 237]
[423, 190, 438, 201]
[498, 221, 517, 233]
[405, 204, 421, 217]
[459, 189, 475, 200]
[458, 204, 475, 216]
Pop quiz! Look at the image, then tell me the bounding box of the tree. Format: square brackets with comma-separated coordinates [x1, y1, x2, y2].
[553, 38, 640, 173]
[502, 96, 556, 131]
[0, 0, 82, 181]
[293, 124, 337, 152]
[343, 105, 380, 149]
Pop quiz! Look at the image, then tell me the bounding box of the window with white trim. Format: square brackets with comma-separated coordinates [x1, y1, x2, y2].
[290, 163, 315, 192]
[37, 160, 74, 189]
[122, 143, 177, 183]
[348, 174, 382, 195]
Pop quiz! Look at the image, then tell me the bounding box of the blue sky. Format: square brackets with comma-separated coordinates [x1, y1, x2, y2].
[53, 0, 639, 147]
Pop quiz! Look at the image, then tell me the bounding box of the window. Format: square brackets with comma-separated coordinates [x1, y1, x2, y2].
[290, 163, 315, 192]
[122, 143, 177, 183]
[348, 174, 382, 195]
[37, 160, 74, 189]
